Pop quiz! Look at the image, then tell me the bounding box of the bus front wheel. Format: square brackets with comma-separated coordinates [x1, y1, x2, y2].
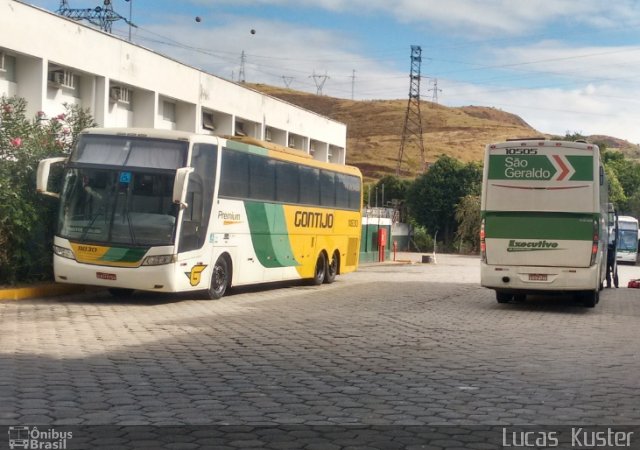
[496, 291, 512, 303]
[206, 256, 230, 300]
[311, 253, 326, 286]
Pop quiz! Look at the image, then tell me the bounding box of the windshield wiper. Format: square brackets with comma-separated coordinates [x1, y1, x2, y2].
[79, 211, 104, 241]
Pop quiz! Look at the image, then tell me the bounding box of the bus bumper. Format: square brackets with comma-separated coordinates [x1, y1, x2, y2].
[481, 262, 601, 293]
[53, 255, 181, 293]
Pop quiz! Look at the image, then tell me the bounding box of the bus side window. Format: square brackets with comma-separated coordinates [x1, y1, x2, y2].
[178, 144, 217, 253]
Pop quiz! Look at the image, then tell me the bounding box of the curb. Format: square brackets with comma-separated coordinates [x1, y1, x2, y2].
[0, 283, 88, 301]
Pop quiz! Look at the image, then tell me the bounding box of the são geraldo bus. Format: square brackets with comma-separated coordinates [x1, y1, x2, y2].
[480, 139, 610, 307]
[616, 215, 639, 264]
[37, 128, 362, 299]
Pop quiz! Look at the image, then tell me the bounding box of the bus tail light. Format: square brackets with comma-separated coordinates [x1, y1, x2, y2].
[590, 219, 599, 266]
[480, 218, 486, 262]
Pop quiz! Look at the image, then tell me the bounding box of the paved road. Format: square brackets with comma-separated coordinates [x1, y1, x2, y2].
[1, 254, 639, 448]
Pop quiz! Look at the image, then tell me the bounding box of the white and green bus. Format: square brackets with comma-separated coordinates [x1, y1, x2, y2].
[616, 215, 639, 264]
[480, 139, 609, 307]
[37, 128, 362, 298]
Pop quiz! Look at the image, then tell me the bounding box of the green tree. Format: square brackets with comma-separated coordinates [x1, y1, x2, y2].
[0, 97, 96, 284]
[455, 194, 481, 252]
[607, 157, 640, 202]
[406, 155, 481, 248]
[604, 165, 626, 210]
[625, 191, 640, 219]
[373, 175, 411, 207]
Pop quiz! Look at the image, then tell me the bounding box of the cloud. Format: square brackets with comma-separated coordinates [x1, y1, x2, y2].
[185, 0, 640, 36]
[130, 13, 408, 99]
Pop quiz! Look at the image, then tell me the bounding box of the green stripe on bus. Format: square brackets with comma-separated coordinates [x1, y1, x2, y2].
[245, 201, 298, 268]
[566, 156, 594, 181]
[101, 247, 148, 263]
[483, 211, 596, 240]
[487, 155, 593, 181]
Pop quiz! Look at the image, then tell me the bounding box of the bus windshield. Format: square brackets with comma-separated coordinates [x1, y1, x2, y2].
[57, 134, 189, 247]
[58, 167, 178, 246]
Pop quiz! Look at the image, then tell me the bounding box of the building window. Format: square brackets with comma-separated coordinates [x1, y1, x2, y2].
[162, 101, 176, 122]
[202, 111, 215, 131]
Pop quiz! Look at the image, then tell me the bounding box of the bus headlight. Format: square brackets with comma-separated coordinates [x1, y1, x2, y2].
[142, 255, 175, 266]
[53, 245, 75, 260]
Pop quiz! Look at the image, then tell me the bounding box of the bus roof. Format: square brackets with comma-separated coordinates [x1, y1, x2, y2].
[79, 128, 362, 178]
[488, 139, 598, 152]
[81, 127, 195, 141]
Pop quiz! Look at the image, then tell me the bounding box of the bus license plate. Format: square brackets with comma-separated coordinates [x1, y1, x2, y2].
[96, 272, 117, 281]
[529, 274, 547, 281]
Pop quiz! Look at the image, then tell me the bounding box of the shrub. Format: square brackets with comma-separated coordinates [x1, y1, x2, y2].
[0, 97, 96, 285]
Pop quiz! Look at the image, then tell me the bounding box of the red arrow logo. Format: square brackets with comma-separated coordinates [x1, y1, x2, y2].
[552, 155, 570, 181]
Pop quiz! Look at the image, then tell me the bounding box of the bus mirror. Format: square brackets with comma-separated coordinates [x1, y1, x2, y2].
[36, 157, 67, 198]
[173, 167, 194, 209]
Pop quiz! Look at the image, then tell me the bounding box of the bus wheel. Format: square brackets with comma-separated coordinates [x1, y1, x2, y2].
[496, 291, 512, 303]
[207, 256, 229, 300]
[582, 290, 598, 308]
[325, 251, 339, 284]
[311, 253, 326, 286]
[108, 288, 134, 298]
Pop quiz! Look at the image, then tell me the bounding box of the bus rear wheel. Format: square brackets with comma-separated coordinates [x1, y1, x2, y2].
[325, 251, 339, 284]
[206, 256, 230, 300]
[582, 290, 598, 308]
[311, 253, 326, 286]
[496, 291, 512, 303]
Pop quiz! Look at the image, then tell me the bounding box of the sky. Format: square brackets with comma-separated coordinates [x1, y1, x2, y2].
[24, 0, 640, 144]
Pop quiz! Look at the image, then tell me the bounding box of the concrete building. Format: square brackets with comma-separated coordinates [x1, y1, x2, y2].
[0, 0, 346, 164]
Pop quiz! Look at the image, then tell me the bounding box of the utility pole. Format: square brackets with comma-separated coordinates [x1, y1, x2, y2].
[351, 69, 356, 100]
[310, 71, 330, 95]
[397, 45, 426, 176]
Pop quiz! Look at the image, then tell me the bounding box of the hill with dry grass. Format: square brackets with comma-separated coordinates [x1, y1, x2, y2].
[249, 83, 640, 180]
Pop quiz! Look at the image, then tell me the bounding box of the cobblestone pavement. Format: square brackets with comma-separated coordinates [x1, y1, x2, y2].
[1, 254, 640, 448]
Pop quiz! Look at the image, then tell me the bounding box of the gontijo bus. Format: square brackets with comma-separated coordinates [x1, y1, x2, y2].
[480, 139, 609, 307]
[616, 215, 639, 264]
[37, 128, 362, 299]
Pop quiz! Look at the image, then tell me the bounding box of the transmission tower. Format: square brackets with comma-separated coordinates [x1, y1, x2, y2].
[310, 71, 330, 95]
[57, 0, 132, 34]
[396, 45, 426, 176]
[282, 76, 293, 88]
[238, 51, 246, 83]
[428, 78, 442, 105]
